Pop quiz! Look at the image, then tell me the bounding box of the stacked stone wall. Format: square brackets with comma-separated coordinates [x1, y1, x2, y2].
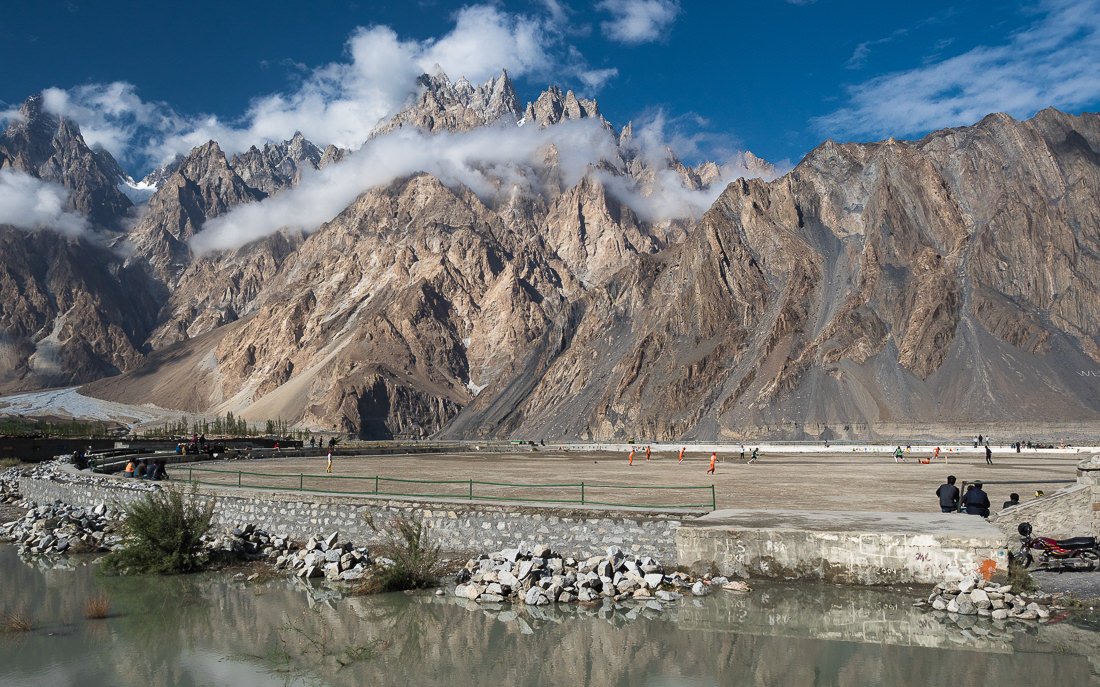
[17, 475, 683, 562]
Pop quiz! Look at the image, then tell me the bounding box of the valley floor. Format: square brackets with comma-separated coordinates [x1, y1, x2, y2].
[179, 448, 1085, 514]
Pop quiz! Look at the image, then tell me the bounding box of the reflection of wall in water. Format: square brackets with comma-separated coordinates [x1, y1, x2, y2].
[0, 548, 1094, 687]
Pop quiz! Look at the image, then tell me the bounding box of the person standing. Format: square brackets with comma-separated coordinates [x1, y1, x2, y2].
[678, 446, 685, 464]
[707, 452, 717, 475]
[326, 450, 333, 474]
[645, 445, 652, 462]
[739, 445, 746, 462]
[628, 448, 635, 466]
[962, 481, 991, 517]
[936, 476, 960, 513]
[933, 446, 941, 462]
[894, 446, 904, 462]
[985, 444, 993, 465]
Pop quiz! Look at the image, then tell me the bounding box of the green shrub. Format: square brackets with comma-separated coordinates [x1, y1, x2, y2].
[103, 487, 214, 575]
[359, 512, 442, 593]
[0, 458, 21, 470]
[1007, 559, 1038, 592]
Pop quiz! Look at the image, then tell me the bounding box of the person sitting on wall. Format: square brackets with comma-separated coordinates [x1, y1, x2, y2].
[962, 481, 991, 517]
[134, 460, 147, 480]
[123, 459, 136, 478]
[935, 476, 959, 513]
[1002, 493, 1020, 509]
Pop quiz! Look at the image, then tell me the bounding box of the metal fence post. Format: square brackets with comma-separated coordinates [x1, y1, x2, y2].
[711, 484, 716, 511]
[189, 467, 192, 484]
[580, 482, 585, 505]
[299, 473, 303, 491]
[374, 476, 379, 494]
[468, 480, 473, 500]
[238, 470, 242, 487]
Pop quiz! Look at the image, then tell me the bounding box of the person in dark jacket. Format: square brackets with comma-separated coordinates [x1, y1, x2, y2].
[936, 476, 960, 513]
[963, 481, 991, 517]
[985, 445, 993, 465]
[1002, 493, 1020, 510]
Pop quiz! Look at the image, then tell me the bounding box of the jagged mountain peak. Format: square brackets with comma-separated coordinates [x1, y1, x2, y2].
[0, 93, 132, 228]
[375, 68, 521, 136]
[522, 86, 602, 128]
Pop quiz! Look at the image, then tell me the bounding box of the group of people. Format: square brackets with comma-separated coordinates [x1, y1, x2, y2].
[935, 475, 1024, 517]
[309, 436, 337, 449]
[626, 446, 758, 473]
[891, 444, 993, 465]
[176, 433, 223, 458]
[123, 458, 169, 481]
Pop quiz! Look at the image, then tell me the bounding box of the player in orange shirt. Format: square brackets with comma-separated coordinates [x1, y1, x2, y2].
[628, 448, 635, 466]
[678, 446, 685, 463]
[707, 452, 717, 474]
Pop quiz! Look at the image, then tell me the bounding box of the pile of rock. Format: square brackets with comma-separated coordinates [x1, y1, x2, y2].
[0, 501, 122, 555]
[454, 545, 749, 605]
[0, 474, 20, 504]
[920, 575, 1053, 621]
[202, 522, 295, 560]
[271, 531, 373, 582]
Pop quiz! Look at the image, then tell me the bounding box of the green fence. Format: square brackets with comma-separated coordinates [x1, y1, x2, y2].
[183, 466, 716, 511]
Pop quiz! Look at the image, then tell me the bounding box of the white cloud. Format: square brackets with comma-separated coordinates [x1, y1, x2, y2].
[23, 4, 621, 173]
[596, 0, 680, 44]
[815, 0, 1100, 139]
[577, 67, 620, 91]
[190, 118, 622, 254]
[188, 105, 781, 255]
[0, 168, 90, 236]
[39, 82, 181, 164]
[599, 110, 783, 222]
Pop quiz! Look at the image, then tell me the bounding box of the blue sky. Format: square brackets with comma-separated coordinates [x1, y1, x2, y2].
[2, 0, 1098, 175]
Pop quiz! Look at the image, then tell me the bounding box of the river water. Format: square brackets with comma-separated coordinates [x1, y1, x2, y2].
[0, 545, 1097, 686]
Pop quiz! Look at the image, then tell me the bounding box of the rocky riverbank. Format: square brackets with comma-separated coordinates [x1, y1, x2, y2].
[0, 501, 124, 555]
[454, 545, 749, 605]
[917, 574, 1054, 621]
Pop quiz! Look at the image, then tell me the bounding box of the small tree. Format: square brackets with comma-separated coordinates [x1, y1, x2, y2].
[360, 512, 442, 593]
[103, 487, 215, 575]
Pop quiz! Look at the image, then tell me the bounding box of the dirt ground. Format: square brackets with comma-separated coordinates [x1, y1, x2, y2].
[178, 448, 1084, 514]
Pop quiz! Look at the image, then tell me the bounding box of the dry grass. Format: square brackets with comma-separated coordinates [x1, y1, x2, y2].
[0, 458, 21, 470]
[4, 609, 33, 633]
[84, 593, 111, 619]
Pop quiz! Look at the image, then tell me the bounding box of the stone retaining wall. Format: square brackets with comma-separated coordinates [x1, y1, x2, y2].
[17, 474, 684, 562]
[676, 509, 1009, 585]
[989, 454, 1100, 539]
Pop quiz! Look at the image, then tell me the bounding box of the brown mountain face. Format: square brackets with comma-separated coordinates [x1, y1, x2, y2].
[3, 82, 1098, 439]
[0, 97, 155, 391]
[447, 108, 1100, 440]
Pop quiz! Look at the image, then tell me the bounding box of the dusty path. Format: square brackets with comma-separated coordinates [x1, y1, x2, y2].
[178, 448, 1083, 513]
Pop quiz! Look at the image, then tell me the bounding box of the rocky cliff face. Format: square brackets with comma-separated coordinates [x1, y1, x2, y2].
[0, 98, 154, 391]
[0, 95, 133, 228]
[452, 108, 1100, 440]
[3, 82, 1098, 439]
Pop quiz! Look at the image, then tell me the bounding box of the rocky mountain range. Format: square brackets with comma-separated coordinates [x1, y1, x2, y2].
[2, 73, 1099, 440]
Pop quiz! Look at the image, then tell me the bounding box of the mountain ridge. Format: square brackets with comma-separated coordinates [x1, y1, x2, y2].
[2, 80, 1098, 440]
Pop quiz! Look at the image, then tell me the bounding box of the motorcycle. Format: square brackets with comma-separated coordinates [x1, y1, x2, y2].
[1015, 522, 1100, 571]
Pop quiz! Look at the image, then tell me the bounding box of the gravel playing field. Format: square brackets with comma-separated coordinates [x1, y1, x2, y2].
[177, 447, 1084, 513]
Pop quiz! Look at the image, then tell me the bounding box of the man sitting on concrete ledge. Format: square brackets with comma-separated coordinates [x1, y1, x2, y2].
[963, 482, 991, 517]
[936, 476, 960, 513]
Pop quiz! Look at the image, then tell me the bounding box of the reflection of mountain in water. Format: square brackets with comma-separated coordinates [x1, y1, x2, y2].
[0, 546, 1097, 686]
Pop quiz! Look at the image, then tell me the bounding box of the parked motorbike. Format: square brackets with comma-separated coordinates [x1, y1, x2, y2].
[1015, 522, 1100, 571]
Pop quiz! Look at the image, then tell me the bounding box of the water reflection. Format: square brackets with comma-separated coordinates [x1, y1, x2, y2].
[0, 545, 1096, 687]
